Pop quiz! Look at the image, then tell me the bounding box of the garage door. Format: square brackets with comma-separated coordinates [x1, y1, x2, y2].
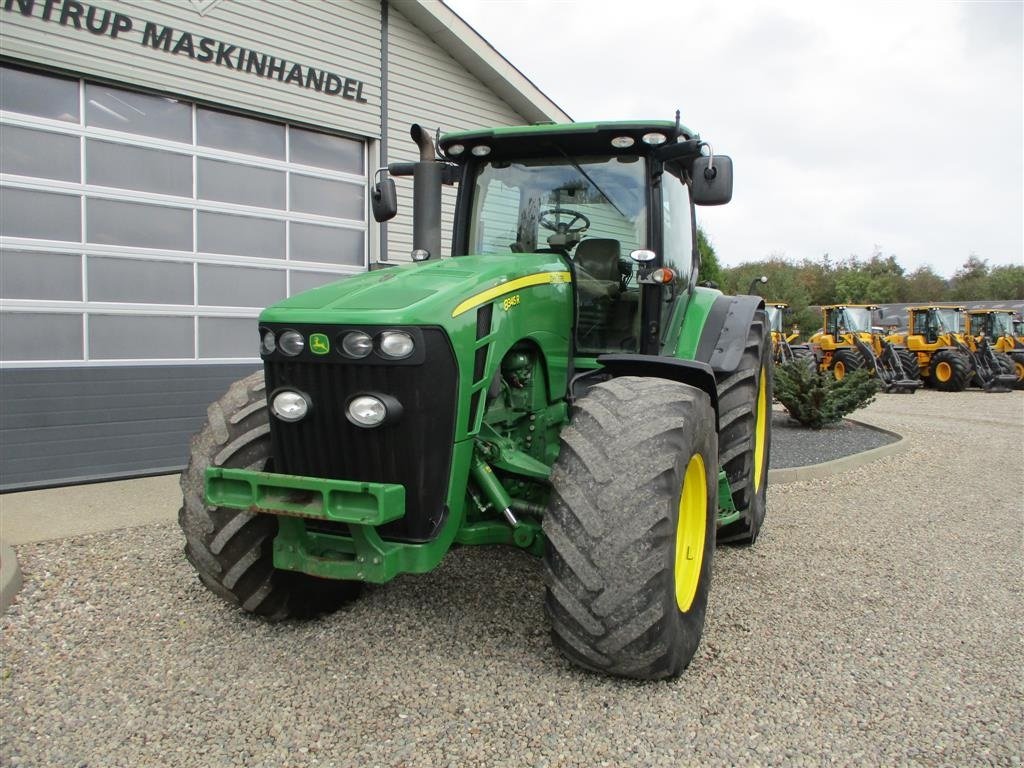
[0, 63, 369, 489]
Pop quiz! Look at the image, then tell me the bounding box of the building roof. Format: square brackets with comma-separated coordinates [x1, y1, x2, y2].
[397, 1, 571, 124]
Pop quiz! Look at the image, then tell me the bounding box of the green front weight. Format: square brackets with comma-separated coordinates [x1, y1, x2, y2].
[205, 467, 405, 526]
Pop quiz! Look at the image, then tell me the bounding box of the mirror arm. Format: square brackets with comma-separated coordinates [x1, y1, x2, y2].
[653, 139, 703, 164]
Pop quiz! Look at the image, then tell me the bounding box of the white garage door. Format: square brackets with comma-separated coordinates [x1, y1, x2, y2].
[0, 63, 367, 365]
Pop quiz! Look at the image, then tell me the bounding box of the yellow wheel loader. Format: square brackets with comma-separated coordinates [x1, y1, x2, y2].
[965, 309, 1022, 389]
[887, 306, 1015, 392]
[766, 302, 802, 364]
[790, 304, 920, 393]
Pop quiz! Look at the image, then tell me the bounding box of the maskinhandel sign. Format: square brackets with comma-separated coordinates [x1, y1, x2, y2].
[2, 0, 371, 103]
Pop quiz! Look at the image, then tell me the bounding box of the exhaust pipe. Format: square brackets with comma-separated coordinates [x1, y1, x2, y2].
[410, 124, 442, 260]
[410, 123, 434, 161]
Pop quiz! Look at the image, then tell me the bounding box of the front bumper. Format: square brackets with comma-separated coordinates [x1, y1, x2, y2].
[205, 466, 444, 583]
[205, 467, 405, 526]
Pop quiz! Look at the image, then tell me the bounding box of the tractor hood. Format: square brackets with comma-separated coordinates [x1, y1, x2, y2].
[260, 253, 572, 327]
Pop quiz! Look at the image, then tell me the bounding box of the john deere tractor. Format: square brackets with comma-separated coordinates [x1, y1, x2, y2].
[887, 306, 1015, 392]
[966, 309, 1024, 389]
[792, 304, 920, 393]
[766, 302, 801, 363]
[179, 119, 773, 680]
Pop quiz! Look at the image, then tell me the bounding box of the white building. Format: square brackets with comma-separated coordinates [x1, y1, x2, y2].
[0, 0, 568, 489]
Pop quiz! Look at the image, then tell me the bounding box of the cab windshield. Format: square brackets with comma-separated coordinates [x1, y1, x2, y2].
[468, 155, 647, 257]
[830, 307, 871, 334]
[935, 309, 962, 333]
[468, 155, 648, 354]
[766, 306, 784, 333]
[985, 313, 1013, 337]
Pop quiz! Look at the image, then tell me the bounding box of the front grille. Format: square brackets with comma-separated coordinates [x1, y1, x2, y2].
[263, 326, 458, 542]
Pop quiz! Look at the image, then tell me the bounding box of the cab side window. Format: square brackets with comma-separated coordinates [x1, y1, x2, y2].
[661, 170, 694, 284]
[659, 170, 695, 345]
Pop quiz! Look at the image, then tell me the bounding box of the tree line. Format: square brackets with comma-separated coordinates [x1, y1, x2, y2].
[696, 232, 1024, 334]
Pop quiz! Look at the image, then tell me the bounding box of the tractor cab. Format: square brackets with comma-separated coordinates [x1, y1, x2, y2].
[766, 303, 786, 334]
[462, 152, 648, 353]
[818, 305, 875, 344]
[906, 306, 965, 346]
[766, 302, 802, 363]
[967, 309, 1014, 342]
[433, 121, 732, 361]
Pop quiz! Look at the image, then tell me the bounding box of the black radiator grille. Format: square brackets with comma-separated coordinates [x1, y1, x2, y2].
[263, 327, 458, 542]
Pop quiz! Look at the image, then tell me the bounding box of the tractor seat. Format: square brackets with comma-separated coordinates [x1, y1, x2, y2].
[574, 238, 621, 301]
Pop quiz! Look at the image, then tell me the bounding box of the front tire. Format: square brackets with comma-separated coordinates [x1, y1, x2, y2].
[897, 349, 920, 381]
[543, 377, 717, 680]
[1009, 351, 1024, 389]
[928, 350, 970, 391]
[179, 372, 362, 619]
[832, 348, 865, 381]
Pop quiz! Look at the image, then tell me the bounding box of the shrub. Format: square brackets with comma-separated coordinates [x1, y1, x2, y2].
[774, 358, 878, 429]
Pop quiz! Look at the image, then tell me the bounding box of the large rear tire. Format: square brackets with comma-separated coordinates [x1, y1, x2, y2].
[179, 372, 362, 619]
[543, 377, 717, 680]
[928, 350, 970, 392]
[715, 310, 773, 545]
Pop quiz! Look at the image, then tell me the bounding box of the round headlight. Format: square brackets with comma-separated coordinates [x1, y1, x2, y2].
[470, 145, 491, 157]
[642, 132, 667, 146]
[347, 395, 387, 427]
[272, 390, 309, 422]
[341, 331, 373, 358]
[411, 249, 430, 262]
[260, 329, 276, 356]
[611, 136, 635, 148]
[278, 330, 305, 356]
[447, 143, 465, 156]
[378, 331, 415, 359]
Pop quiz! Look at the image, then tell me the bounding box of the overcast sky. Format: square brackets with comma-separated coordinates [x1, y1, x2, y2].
[443, 0, 1023, 277]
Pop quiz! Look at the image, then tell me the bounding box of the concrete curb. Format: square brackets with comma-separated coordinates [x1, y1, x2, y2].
[1, 541, 23, 615]
[768, 419, 907, 484]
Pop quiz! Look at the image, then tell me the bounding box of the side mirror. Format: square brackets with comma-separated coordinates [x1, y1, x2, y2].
[691, 155, 733, 206]
[371, 176, 397, 222]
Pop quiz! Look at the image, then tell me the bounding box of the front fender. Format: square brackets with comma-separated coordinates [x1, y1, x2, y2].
[588, 354, 719, 431]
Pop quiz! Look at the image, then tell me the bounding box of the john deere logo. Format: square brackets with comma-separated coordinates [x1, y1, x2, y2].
[309, 334, 330, 355]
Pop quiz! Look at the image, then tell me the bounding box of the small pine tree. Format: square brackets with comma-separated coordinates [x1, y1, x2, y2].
[774, 359, 878, 429]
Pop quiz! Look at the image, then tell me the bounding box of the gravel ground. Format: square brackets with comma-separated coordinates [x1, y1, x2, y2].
[769, 409, 898, 469]
[2, 390, 1022, 767]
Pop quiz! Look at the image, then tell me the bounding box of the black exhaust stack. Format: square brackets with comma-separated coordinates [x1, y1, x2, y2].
[410, 124, 442, 261]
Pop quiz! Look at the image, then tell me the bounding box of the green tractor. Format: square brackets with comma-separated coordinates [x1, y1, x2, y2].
[180, 118, 772, 680]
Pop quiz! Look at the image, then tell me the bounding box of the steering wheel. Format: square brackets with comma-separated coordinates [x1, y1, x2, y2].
[539, 208, 590, 236]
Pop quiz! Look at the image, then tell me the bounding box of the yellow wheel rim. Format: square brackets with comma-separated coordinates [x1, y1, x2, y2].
[935, 361, 952, 382]
[1015, 361, 1024, 382]
[753, 367, 767, 493]
[674, 454, 707, 613]
[834, 361, 846, 379]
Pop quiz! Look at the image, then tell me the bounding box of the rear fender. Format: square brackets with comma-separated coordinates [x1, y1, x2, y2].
[690, 294, 765, 375]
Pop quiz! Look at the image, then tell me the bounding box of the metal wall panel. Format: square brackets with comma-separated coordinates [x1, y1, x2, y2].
[0, 0, 545, 489]
[0, 0, 382, 139]
[0, 364, 258, 490]
[383, 5, 525, 263]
